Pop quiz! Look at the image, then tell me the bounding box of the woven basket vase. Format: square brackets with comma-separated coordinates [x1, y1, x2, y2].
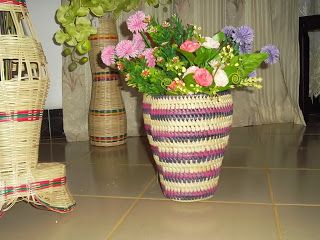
[143, 92, 233, 202]
[0, 0, 75, 214]
[88, 16, 127, 147]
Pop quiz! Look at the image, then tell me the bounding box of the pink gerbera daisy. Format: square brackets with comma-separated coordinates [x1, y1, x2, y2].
[101, 46, 115, 66]
[115, 40, 138, 60]
[142, 48, 156, 67]
[132, 33, 146, 54]
[126, 11, 148, 33]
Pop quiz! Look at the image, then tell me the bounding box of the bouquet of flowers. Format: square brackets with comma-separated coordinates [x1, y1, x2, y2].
[101, 11, 279, 96]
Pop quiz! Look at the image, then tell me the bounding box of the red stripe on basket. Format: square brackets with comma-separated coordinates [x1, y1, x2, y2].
[0, 0, 26, 6]
[89, 35, 118, 40]
[0, 177, 66, 197]
[93, 74, 120, 81]
[0, 110, 42, 122]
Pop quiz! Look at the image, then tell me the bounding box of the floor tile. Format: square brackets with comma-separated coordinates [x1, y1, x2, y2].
[213, 168, 270, 203]
[39, 141, 91, 164]
[111, 200, 278, 240]
[67, 162, 155, 197]
[143, 169, 271, 203]
[278, 206, 320, 240]
[269, 170, 320, 204]
[223, 146, 266, 167]
[89, 137, 153, 166]
[0, 197, 134, 240]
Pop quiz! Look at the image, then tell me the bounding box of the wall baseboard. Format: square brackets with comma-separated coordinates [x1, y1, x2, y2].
[41, 109, 65, 140]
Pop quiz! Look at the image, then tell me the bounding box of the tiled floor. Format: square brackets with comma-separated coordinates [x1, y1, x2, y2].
[1, 123, 320, 240]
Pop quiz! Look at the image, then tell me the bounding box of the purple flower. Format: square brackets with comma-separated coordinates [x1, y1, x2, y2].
[222, 26, 236, 37]
[248, 70, 257, 78]
[260, 44, 280, 64]
[232, 26, 254, 45]
[239, 43, 253, 54]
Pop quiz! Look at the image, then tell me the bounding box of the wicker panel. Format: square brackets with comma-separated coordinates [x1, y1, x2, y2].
[0, 0, 75, 215]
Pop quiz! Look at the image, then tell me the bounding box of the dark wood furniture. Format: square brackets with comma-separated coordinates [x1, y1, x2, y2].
[299, 15, 320, 122]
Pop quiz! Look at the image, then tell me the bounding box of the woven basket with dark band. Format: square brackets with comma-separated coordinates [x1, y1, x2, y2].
[143, 92, 233, 202]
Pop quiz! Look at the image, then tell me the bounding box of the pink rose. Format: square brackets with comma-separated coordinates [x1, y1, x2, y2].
[193, 68, 213, 87]
[180, 40, 200, 53]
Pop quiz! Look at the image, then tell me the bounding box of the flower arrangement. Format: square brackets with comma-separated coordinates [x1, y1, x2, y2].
[101, 11, 279, 96]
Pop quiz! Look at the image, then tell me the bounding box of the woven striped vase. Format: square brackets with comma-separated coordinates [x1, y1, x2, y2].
[143, 92, 233, 202]
[0, 0, 75, 215]
[88, 17, 127, 147]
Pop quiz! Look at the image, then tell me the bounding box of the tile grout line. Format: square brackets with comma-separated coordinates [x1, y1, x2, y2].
[265, 168, 284, 240]
[104, 175, 157, 240]
[72, 195, 320, 207]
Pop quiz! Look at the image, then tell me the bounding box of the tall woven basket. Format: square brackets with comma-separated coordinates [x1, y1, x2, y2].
[143, 92, 233, 202]
[0, 0, 75, 215]
[88, 16, 127, 147]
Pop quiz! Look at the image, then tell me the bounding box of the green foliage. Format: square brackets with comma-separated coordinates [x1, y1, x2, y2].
[54, 0, 172, 71]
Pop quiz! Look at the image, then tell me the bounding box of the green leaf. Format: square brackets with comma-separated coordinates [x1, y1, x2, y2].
[240, 53, 268, 76]
[90, 6, 104, 17]
[183, 74, 197, 91]
[101, 0, 117, 11]
[54, 30, 69, 44]
[212, 32, 226, 42]
[76, 40, 91, 55]
[224, 65, 237, 77]
[56, 5, 75, 26]
[62, 48, 72, 56]
[76, 16, 91, 26]
[68, 62, 78, 72]
[194, 47, 218, 66]
[146, 0, 159, 5]
[66, 37, 77, 47]
[79, 57, 89, 64]
[177, 49, 195, 64]
[76, 7, 90, 17]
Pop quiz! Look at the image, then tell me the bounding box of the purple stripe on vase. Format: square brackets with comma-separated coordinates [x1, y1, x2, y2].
[151, 128, 231, 142]
[150, 109, 233, 121]
[159, 167, 221, 182]
[150, 105, 233, 116]
[152, 127, 231, 139]
[161, 185, 218, 201]
[151, 146, 225, 163]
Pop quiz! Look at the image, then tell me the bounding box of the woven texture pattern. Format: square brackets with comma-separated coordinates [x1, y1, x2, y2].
[0, 1, 74, 215]
[89, 17, 127, 147]
[143, 92, 233, 202]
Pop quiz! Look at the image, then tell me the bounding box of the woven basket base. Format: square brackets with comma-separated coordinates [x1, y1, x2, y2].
[90, 139, 127, 147]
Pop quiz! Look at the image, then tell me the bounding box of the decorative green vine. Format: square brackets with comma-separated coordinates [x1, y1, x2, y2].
[54, 0, 173, 71]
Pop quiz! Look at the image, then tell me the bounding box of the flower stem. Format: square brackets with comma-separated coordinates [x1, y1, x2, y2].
[141, 32, 151, 48]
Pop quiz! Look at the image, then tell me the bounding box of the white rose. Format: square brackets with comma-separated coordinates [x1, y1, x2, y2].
[209, 59, 219, 68]
[183, 66, 199, 78]
[214, 69, 228, 87]
[202, 37, 220, 49]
